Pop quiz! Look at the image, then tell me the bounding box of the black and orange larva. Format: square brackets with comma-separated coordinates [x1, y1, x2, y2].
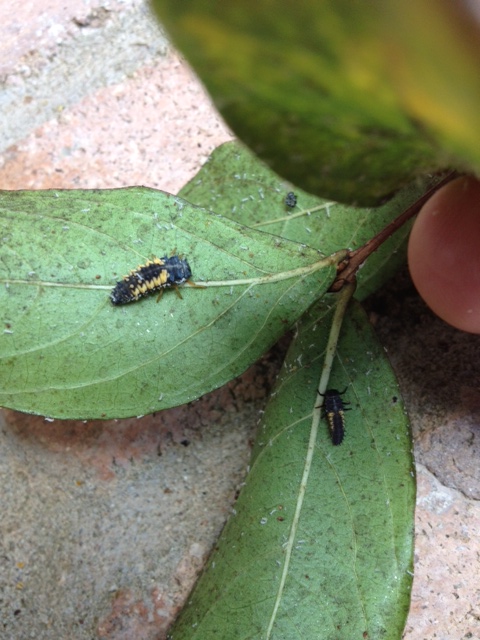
[321, 388, 350, 446]
[110, 255, 192, 305]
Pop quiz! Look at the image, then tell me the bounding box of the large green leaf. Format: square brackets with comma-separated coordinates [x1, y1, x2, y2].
[181, 140, 442, 299]
[168, 299, 415, 639]
[153, 0, 480, 204]
[0, 188, 338, 419]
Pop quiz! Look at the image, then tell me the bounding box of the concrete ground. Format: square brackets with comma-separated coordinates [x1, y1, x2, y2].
[0, 2, 479, 639]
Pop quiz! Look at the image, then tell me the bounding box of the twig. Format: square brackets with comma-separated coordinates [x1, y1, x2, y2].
[328, 171, 459, 292]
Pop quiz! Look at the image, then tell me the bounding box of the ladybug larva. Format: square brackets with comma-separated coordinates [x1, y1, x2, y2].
[321, 388, 351, 445]
[110, 255, 192, 305]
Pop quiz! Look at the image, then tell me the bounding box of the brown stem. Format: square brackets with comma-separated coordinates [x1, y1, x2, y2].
[328, 170, 459, 292]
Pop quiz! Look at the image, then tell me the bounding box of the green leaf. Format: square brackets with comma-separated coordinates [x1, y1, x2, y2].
[153, 0, 480, 204]
[168, 300, 415, 639]
[181, 140, 443, 299]
[0, 188, 338, 419]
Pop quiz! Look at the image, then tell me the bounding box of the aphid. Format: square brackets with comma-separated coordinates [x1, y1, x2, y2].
[285, 191, 297, 208]
[321, 388, 350, 446]
[110, 255, 192, 305]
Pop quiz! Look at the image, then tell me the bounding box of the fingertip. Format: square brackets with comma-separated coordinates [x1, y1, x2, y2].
[408, 176, 480, 333]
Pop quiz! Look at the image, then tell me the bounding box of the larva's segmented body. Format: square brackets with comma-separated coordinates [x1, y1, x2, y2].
[110, 255, 192, 305]
[322, 388, 350, 446]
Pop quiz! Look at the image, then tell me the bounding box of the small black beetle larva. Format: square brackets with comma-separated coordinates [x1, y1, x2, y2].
[321, 388, 350, 446]
[285, 192, 297, 208]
